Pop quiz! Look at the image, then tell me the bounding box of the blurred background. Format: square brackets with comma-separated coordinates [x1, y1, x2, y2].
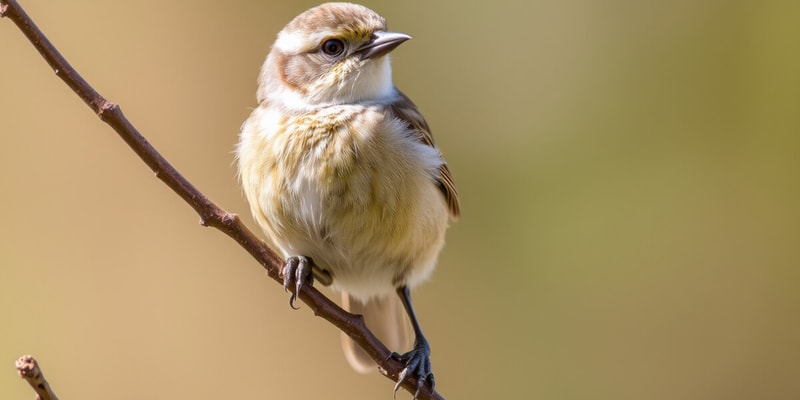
[1, 0, 799, 399]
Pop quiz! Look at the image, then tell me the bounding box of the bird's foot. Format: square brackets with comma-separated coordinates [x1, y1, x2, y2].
[281, 256, 313, 309]
[390, 338, 435, 400]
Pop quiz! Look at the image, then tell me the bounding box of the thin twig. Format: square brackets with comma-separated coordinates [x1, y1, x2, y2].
[16, 355, 59, 400]
[0, 1, 442, 399]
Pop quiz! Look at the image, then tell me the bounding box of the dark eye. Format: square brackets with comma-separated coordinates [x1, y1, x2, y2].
[321, 39, 345, 56]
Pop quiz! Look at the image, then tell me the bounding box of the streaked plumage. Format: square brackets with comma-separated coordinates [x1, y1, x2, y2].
[236, 3, 458, 397]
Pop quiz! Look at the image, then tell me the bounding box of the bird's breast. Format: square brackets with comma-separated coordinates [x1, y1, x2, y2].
[239, 104, 447, 298]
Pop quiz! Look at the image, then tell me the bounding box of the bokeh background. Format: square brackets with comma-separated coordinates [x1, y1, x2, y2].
[2, 0, 799, 399]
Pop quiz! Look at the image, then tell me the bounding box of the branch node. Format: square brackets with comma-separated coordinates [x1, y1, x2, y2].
[97, 100, 117, 119]
[221, 211, 239, 226]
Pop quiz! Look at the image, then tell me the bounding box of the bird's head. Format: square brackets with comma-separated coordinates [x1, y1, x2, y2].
[258, 3, 410, 110]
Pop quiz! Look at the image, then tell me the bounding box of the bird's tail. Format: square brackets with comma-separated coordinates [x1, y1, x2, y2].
[341, 292, 410, 373]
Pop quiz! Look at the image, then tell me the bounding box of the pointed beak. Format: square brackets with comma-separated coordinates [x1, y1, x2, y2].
[355, 31, 411, 60]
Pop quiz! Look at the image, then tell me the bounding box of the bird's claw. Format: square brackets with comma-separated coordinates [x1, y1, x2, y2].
[282, 256, 313, 309]
[390, 341, 435, 400]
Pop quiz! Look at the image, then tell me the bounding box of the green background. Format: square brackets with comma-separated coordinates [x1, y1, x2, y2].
[2, 1, 799, 399]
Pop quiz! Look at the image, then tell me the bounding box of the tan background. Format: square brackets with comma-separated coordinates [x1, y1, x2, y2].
[2, 1, 799, 399]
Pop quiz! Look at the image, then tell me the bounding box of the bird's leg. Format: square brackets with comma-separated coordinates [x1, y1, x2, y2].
[390, 285, 435, 399]
[282, 256, 314, 309]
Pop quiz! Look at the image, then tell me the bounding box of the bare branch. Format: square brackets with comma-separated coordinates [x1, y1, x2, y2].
[16, 355, 59, 400]
[0, 1, 442, 399]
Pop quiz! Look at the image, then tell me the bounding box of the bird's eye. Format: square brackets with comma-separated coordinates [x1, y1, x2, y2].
[321, 39, 345, 56]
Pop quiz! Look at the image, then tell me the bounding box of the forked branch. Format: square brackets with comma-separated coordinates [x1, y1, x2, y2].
[0, 1, 442, 399]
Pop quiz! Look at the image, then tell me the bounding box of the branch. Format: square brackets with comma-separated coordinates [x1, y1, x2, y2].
[0, 1, 442, 399]
[16, 355, 59, 400]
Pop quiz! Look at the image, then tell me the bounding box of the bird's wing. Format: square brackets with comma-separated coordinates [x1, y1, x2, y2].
[389, 91, 460, 219]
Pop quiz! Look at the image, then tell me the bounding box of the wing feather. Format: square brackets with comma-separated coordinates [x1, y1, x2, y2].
[388, 91, 460, 219]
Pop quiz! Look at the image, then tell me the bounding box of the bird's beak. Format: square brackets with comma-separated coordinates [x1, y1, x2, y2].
[355, 31, 411, 60]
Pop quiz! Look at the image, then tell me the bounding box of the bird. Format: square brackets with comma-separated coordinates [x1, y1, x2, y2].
[236, 3, 459, 397]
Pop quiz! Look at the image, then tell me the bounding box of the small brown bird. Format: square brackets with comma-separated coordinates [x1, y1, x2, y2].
[237, 3, 459, 397]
